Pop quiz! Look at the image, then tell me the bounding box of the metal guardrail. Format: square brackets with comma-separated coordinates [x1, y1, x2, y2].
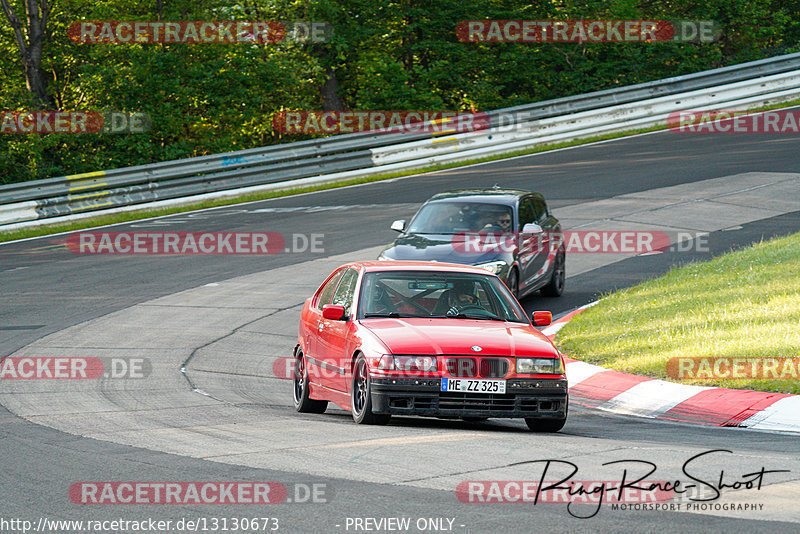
[487, 51, 800, 121]
[369, 70, 800, 168]
[2, 52, 800, 227]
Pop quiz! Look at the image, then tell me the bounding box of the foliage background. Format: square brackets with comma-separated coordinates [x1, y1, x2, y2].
[1, 0, 798, 184]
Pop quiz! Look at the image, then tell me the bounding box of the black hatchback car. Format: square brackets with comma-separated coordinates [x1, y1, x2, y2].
[377, 189, 565, 299]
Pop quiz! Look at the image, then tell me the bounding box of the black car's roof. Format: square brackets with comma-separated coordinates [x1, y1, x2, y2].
[425, 189, 542, 206]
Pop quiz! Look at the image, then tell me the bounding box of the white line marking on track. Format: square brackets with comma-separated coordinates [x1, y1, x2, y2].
[565, 361, 607, 386]
[598, 380, 713, 418]
[742, 396, 800, 432]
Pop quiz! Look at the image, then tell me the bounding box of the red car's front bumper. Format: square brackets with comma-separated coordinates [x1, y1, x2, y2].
[369, 377, 568, 419]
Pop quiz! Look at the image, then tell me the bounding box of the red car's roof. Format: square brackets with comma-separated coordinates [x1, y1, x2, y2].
[346, 260, 493, 275]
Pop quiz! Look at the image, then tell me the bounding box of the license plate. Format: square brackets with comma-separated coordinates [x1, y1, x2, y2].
[441, 378, 506, 394]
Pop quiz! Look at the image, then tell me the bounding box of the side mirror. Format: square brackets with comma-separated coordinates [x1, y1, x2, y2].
[322, 304, 346, 321]
[522, 223, 543, 234]
[390, 219, 406, 232]
[532, 310, 552, 326]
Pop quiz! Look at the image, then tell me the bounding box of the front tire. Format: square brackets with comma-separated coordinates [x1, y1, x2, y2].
[293, 349, 328, 414]
[462, 417, 488, 423]
[351, 355, 390, 425]
[525, 416, 566, 432]
[525, 397, 568, 432]
[505, 268, 519, 299]
[541, 249, 565, 297]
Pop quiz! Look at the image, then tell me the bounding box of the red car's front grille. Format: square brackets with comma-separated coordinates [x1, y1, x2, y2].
[480, 358, 508, 378]
[447, 357, 477, 377]
[445, 357, 509, 378]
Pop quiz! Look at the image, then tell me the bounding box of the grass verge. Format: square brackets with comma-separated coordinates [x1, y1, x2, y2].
[3, 97, 800, 243]
[556, 232, 800, 394]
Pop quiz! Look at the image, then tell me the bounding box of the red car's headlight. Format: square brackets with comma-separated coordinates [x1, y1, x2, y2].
[516, 357, 564, 375]
[378, 355, 437, 372]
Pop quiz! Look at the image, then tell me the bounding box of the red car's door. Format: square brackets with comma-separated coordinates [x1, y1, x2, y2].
[306, 269, 345, 385]
[317, 268, 359, 392]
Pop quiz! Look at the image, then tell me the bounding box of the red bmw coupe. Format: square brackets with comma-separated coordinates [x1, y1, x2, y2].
[293, 261, 568, 431]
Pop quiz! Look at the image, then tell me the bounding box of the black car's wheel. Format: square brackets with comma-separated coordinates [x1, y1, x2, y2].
[505, 268, 519, 299]
[293, 349, 328, 414]
[540, 249, 565, 297]
[351, 355, 390, 425]
[525, 397, 568, 432]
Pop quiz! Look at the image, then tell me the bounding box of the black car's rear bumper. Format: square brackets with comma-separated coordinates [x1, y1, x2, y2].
[370, 377, 568, 418]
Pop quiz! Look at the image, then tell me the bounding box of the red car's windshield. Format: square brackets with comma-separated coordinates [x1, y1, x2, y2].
[358, 270, 528, 323]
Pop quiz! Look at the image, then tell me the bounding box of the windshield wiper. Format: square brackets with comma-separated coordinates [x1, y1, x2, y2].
[435, 313, 502, 321]
[364, 312, 433, 319]
[410, 232, 456, 235]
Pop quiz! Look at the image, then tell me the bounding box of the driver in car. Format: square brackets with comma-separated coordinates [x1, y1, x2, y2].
[482, 211, 513, 232]
[369, 283, 396, 314]
[433, 280, 480, 316]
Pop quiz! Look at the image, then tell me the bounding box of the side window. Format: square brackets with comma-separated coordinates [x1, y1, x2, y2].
[518, 198, 535, 230]
[532, 198, 547, 222]
[331, 269, 359, 317]
[315, 270, 345, 311]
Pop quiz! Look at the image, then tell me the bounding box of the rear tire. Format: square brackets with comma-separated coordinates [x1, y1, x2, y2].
[351, 355, 391, 425]
[541, 249, 565, 297]
[293, 349, 328, 414]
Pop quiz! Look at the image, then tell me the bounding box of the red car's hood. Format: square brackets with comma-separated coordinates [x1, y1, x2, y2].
[359, 318, 558, 357]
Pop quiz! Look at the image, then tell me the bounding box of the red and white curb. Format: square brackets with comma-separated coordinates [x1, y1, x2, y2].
[542, 303, 800, 433]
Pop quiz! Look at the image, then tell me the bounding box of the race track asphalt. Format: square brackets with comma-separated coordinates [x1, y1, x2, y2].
[2, 128, 800, 533]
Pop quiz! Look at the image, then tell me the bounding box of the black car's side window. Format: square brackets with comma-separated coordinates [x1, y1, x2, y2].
[331, 268, 359, 317]
[315, 269, 345, 311]
[518, 198, 536, 230]
[532, 198, 547, 223]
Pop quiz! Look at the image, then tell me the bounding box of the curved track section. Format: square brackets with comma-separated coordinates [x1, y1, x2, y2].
[3, 129, 800, 532]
